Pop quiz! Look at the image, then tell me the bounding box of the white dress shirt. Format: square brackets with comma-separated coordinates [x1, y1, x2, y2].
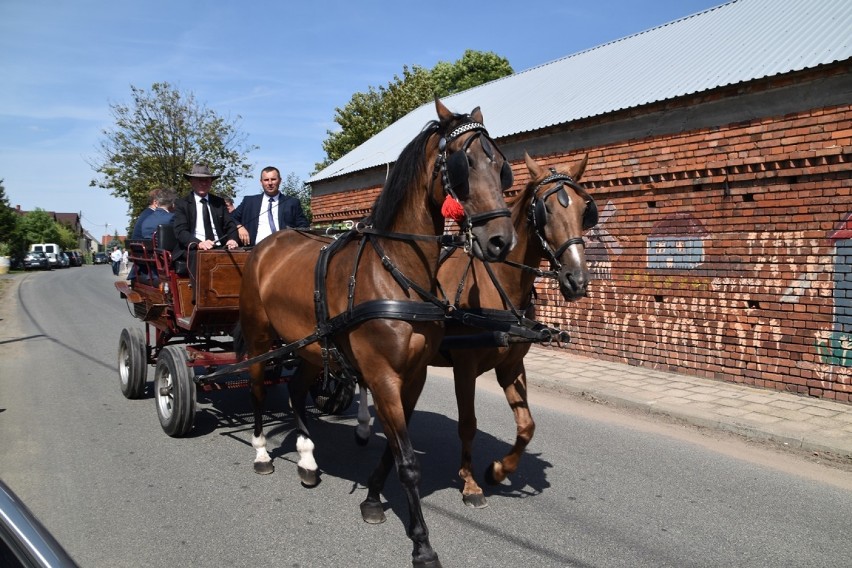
[194, 194, 219, 242]
[255, 195, 279, 244]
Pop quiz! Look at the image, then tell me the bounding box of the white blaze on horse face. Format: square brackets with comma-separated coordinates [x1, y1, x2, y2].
[252, 434, 271, 464]
[296, 435, 318, 472]
[566, 241, 585, 268]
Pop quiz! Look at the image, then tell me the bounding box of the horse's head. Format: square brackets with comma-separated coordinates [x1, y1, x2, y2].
[433, 99, 515, 263]
[524, 153, 596, 300]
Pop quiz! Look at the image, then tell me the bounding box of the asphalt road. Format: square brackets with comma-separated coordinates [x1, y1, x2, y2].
[1, 267, 850, 567]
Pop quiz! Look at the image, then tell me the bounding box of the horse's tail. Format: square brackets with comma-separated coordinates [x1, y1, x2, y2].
[233, 322, 246, 359]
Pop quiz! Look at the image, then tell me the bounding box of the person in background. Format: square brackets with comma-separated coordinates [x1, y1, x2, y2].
[224, 196, 235, 214]
[130, 188, 177, 284]
[233, 166, 309, 246]
[110, 247, 122, 276]
[131, 188, 163, 239]
[135, 188, 177, 240]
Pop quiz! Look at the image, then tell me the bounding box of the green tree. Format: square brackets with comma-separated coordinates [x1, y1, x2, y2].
[431, 49, 513, 96]
[56, 223, 77, 251]
[317, 50, 513, 172]
[281, 172, 312, 222]
[90, 82, 258, 232]
[0, 179, 18, 245]
[107, 231, 122, 251]
[19, 209, 62, 245]
[0, 179, 19, 257]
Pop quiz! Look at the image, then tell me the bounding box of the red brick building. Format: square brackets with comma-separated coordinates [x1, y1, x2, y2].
[309, 0, 852, 402]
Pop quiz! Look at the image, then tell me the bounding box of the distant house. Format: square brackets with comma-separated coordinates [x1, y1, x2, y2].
[101, 234, 127, 249]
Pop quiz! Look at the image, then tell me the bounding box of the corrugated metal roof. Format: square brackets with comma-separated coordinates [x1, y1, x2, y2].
[310, 0, 852, 183]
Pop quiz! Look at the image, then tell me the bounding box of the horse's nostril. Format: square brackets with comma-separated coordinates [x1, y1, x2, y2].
[488, 235, 510, 260]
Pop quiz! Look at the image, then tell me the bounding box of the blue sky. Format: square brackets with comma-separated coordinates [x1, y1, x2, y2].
[1, 0, 723, 237]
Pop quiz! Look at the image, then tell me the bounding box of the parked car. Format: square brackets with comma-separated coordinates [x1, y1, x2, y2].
[65, 251, 83, 267]
[57, 252, 70, 268]
[29, 243, 61, 268]
[93, 252, 108, 265]
[22, 251, 50, 270]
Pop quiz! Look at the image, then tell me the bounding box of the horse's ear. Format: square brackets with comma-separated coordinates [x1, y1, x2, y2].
[569, 153, 589, 182]
[525, 152, 545, 180]
[470, 106, 483, 123]
[435, 98, 452, 121]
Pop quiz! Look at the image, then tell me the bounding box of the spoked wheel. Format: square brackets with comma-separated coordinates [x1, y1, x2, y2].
[309, 371, 355, 415]
[154, 345, 196, 437]
[118, 328, 147, 399]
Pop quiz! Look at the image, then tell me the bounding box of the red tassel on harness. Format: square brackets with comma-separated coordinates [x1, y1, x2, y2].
[441, 195, 465, 222]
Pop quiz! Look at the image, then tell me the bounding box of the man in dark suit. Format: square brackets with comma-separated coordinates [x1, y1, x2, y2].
[171, 164, 239, 284]
[172, 164, 239, 258]
[128, 188, 178, 284]
[233, 166, 309, 246]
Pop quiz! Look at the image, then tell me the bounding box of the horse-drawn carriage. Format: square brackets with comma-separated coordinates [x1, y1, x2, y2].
[114, 224, 353, 437]
[113, 100, 596, 568]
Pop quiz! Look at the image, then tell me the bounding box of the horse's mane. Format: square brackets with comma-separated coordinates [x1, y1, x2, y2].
[507, 179, 536, 228]
[366, 120, 440, 230]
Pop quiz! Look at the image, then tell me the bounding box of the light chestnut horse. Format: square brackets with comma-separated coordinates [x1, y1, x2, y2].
[238, 99, 516, 568]
[355, 153, 596, 509]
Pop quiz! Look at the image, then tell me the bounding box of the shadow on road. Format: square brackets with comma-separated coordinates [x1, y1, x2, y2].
[174, 380, 553, 516]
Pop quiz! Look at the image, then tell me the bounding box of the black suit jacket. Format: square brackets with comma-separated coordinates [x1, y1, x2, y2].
[232, 193, 309, 245]
[171, 192, 238, 260]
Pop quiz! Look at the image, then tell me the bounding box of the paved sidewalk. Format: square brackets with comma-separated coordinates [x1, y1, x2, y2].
[523, 345, 852, 459]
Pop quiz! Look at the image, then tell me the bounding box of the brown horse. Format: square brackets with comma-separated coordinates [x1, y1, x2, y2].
[355, 153, 595, 508]
[238, 99, 515, 568]
[437, 153, 595, 507]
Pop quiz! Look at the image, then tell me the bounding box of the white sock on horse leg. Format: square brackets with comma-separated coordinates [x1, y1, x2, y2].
[296, 435, 317, 471]
[252, 434, 271, 464]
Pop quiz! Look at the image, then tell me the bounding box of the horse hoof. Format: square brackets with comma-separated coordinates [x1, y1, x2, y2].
[298, 465, 320, 487]
[462, 493, 488, 509]
[254, 461, 274, 475]
[354, 431, 369, 447]
[412, 555, 442, 568]
[484, 461, 506, 485]
[360, 501, 386, 524]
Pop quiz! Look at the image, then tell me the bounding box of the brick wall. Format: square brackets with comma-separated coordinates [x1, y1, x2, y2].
[311, 97, 852, 403]
[533, 103, 852, 403]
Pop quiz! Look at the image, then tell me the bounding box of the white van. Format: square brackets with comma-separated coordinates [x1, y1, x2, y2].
[30, 243, 62, 267]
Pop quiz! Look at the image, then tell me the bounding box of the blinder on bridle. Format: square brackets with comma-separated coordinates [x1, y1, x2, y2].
[440, 123, 513, 199]
[532, 170, 598, 232]
[444, 135, 514, 200]
[530, 168, 598, 263]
